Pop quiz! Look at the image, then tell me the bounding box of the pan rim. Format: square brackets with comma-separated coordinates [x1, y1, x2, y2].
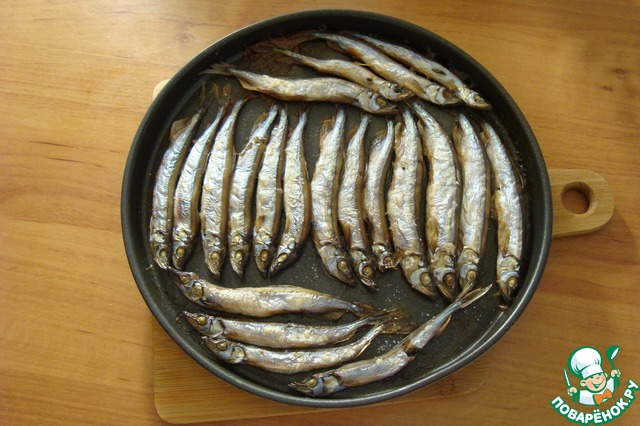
[121, 9, 552, 408]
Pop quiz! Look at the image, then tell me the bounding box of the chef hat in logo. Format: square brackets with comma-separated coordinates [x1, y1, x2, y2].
[569, 347, 604, 379]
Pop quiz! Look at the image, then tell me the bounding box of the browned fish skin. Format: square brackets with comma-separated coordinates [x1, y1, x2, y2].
[200, 98, 246, 279]
[411, 99, 460, 302]
[171, 102, 227, 269]
[269, 110, 311, 276]
[228, 104, 279, 277]
[387, 107, 437, 298]
[363, 119, 396, 272]
[253, 106, 288, 277]
[169, 268, 379, 319]
[310, 108, 355, 285]
[338, 113, 377, 289]
[150, 99, 207, 270]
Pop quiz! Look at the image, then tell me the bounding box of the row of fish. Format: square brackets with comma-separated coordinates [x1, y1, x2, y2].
[171, 265, 489, 396]
[207, 31, 489, 113]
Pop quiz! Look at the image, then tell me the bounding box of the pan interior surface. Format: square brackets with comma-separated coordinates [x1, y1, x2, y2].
[121, 10, 552, 408]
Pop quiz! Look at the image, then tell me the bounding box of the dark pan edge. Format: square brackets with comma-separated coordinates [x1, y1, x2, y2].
[121, 9, 553, 408]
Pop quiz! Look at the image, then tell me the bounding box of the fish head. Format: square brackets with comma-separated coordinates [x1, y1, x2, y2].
[401, 255, 438, 299]
[317, 244, 355, 285]
[378, 83, 413, 102]
[459, 88, 490, 109]
[206, 338, 245, 364]
[372, 245, 400, 272]
[432, 266, 458, 302]
[171, 241, 191, 270]
[358, 92, 397, 115]
[497, 255, 520, 305]
[253, 242, 276, 277]
[419, 83, 461, 106]
[150, 238, 170, 270]
[268, 242, 296, 276]
[183, 312, 223, 337]
[289, 373, 341, 397]
[168, 268, 205, 301]
[203, 236, 225, 279]
[351, 250, 378, 289]
[229, 237, 250, 277]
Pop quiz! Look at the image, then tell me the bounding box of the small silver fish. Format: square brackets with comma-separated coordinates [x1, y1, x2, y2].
[205, 64, 397, 114]
[205, 323, 387, 374]
[338, 114, 377, 289]
[150, 92, 208, 269]
[452, 113, 490, 296]
[169, 268, 379, 319]
[351, 33, 489, 109]
[411, 100, 460, 301]
[289, 285, 490, 397]
[387, 107, 437, 298]
[185, 310, 400, 349]
[270, 110, 311, 276]
[479, 121, 524, 306]
[172, 96, 227, 269]
[312, 32, 458, 106]
[200, 98, 247, 279]
[310, 108, 355, 285]
[228, 104, 279, 277]
[269, 47, 413, 101]
[363, 119, 397, 272]
[253, 106, 288, 277]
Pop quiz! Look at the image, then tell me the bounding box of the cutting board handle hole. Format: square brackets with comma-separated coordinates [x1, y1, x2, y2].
[561, 182, 592, 215]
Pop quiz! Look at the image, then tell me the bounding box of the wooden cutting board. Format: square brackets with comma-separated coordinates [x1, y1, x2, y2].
[149, 80, 614, 424]
[153, 320, 491, 423]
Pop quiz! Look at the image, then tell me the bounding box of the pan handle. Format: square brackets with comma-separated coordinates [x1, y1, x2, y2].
[548, 168, 614, 238]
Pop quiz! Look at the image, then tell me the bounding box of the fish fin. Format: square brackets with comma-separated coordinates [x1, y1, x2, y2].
[456, 284, 492, 309]
[435, 315, 452, 338]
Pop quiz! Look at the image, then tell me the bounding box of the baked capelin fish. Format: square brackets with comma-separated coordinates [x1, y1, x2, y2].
[270, 110, 311, 276]
[479, 121, 524, 306]
[362, 118, 397, 272]
[310, 108, 355, 285]
[201, 98, 246, 279]
[268, 47, 412, 101]
[311, 32, 458, 106]
[171, 96, 227, 269]
[351, 33, 489, 109]
[387, 107, 437, 298]
[338, 114, 377, 289]
[184, 309, 401, 349]
[452, 113, 490, 297]
[411, 100, 460, 301]
[289, 285, 491, 396]
[204, 323, 388, 374]
[228, 104, 279, 277]
[205, 63, 397, 115]
[253, 106, 288, 277]
[169, 268, 379, 319]
[150, 93, 208, 269]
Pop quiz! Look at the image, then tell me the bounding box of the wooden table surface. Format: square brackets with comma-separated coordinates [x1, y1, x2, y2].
[2, 1, 639, 424]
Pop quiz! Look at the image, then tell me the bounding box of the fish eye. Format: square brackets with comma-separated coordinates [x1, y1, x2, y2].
[210, 251, 220, 261]
[180, 274, 191, 284]
[260, 250, 269, 261]
[420, 272, 431, 285]
[216, 341, 228, 351]
[277, 252, 288, 262]
[507, 276, 517, 289]
[196, 315, 207, 325]
[175, 246, 185, 257]
[305, 378, 317, 387]
[362, 265, 373, 277]
[337, 259, 349, 272]
[444, 273, 455, 286]
[234, 250, 243, 261]
[466, 270, 477, 282]
[375, 96, 389, 107]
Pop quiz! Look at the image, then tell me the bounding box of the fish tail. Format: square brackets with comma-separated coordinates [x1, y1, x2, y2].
[373, 306, 417, 335]
[456, 284, 492, 309]
[203, 62, 235, 77]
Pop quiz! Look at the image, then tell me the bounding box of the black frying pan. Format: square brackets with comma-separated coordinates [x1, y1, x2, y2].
[121, 10, 552, 408]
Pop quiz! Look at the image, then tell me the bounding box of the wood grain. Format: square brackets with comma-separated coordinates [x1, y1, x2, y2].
[1, 1, 639, 425]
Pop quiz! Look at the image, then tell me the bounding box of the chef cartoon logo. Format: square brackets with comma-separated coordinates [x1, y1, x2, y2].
[550, 345, 638, 424]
